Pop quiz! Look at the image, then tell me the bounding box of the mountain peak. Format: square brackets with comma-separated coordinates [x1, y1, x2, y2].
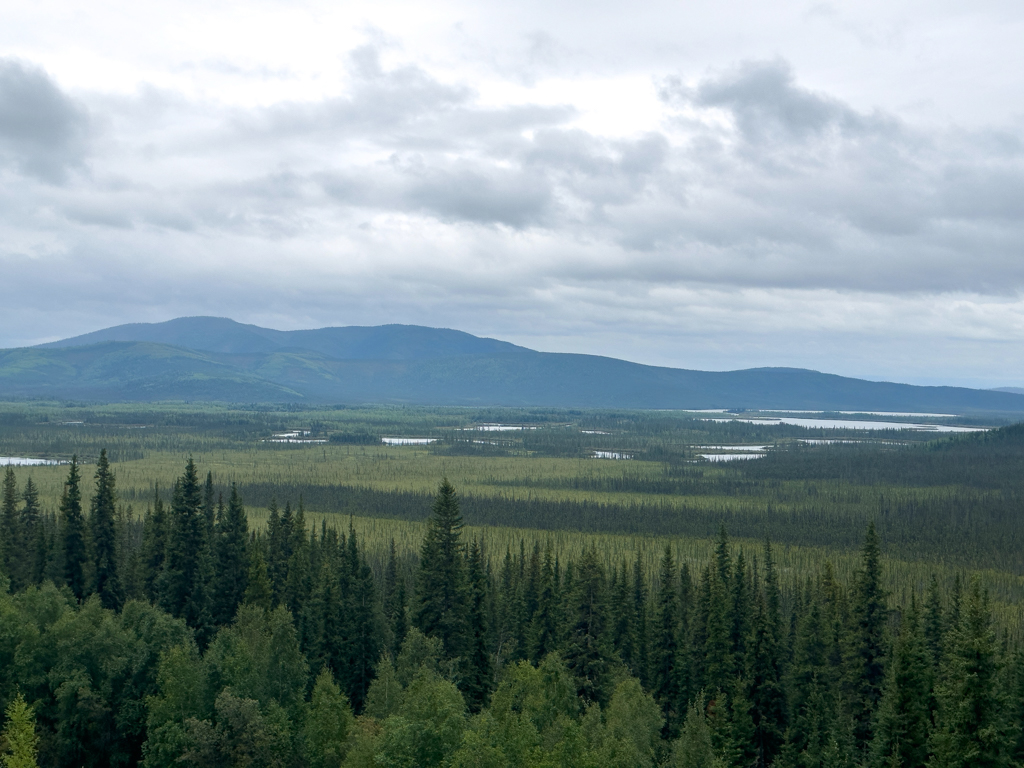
[40, 317, 526, 360]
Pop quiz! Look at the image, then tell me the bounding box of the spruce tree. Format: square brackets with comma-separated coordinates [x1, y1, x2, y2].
[871, 596, 931, 768]
[633, 554, 651, 689]
[341, 525, 380, 712]
[704, 563, 732, 696]
[383, 539, 400, 652]
[19, 478, 40, 588]
[60, 456, 87, 599]
[747, 588, 786, 768]
[89, 449, 121, 610]
[141, 486, 167, 601]
[284, 498, 310, 616]
[728, 551, 750, 678]
[243, 543, 273, 610]
[213, 484, 249, 624]
[924, 574, 944, 671]
[563, 548, 614, 705]
[930, 581, 1014, 768]
[159, 459, 206, 619]
[530, 543, 560, 663]
[186, 540, 216, 649]
[202, 471, 215, 534]
[848, 522, 887, 749]
[463, 539, 492, 712]
[781, 591, 836, 766]
[654, 544, 682, 735]
[1, 467, 18, 587]
[414, 479, 468, 660]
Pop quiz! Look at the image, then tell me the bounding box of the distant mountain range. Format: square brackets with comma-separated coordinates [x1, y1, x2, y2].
[0, 316, 1021, 412]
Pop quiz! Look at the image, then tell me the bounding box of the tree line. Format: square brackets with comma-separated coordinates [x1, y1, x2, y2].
[1, 456, 1024, 766]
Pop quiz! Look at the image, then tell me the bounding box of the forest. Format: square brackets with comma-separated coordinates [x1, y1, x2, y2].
[2, 445, 1024, 767]
[2, 403, 1024, 766]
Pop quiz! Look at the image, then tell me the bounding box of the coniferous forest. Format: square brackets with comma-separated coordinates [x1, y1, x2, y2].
[3, 445, 1024, 767]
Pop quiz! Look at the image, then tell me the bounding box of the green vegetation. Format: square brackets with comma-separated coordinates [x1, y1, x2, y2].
[2, 401, 1024, 765]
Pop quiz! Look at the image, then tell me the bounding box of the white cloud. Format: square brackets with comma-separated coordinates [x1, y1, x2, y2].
[2, 0, 1024, 387]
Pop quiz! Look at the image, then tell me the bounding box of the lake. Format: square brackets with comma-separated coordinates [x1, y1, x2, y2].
[702, 417, 986, 432]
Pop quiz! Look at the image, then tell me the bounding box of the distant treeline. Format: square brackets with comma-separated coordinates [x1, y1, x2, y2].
[2, 457, 1024, 767]
[118, 468, 1021, 572]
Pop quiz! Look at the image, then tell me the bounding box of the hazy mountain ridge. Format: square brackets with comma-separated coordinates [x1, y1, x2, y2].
[4, 317, 1024, 412]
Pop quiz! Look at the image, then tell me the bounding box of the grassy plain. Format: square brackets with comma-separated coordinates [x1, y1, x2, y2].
[3, 400, 1023, 627]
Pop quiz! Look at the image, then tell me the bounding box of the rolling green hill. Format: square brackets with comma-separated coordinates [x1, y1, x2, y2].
[4, 316, 1023, 411]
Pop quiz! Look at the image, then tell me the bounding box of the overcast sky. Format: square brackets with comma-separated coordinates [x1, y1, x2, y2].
[2, 0, 1023, 387]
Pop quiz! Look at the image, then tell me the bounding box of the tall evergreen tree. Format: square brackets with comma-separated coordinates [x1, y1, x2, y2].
[19, 477, 40, 588]
[924, 574, 945, 671]
[781, 589, 848, 767]
[159, 459, 206, 619]
[704, 564, 732, 696]
[414, 479, 468, 660]
[530, 542, 560, 663]
[563, 548, 614, 705]
[463, 539, 492, 712]
[141, 486, 167, 601]
[89, 449, 121, 610]
[341, 525, 380, 712]
[202, 471, 215, 534]
[633, 554, 651, 689]
[610, 560, 637, 674]
[728, 551, 750, 679]
[284, 497, 310, 616]
[213, 484, 249, 625]
[383, 538, 401, 652]
[1, 467, 18, 586]
[848, 522, 887, 748]
[654, 544, 682, 735]
[747, 588, 786, 768]
[243, 542, 273, 610]
[930, 582, 1014, 768]
[871, 596, 931, 768]
[60, 456, 87, 599]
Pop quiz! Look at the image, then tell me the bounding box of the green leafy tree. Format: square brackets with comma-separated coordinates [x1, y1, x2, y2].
[179, 690, 293, 768]
[304, 668, 355, 768]
[600, 678, 664, 768]
[1, 692, 39, 768]
[374, 669, 467, 768]
[671, 694, 724, 768]
[365, 655, 404, 721]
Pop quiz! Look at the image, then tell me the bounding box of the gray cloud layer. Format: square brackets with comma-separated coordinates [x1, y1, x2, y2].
[1, 48, 1023, 386]
[0, 59, 90, 182]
